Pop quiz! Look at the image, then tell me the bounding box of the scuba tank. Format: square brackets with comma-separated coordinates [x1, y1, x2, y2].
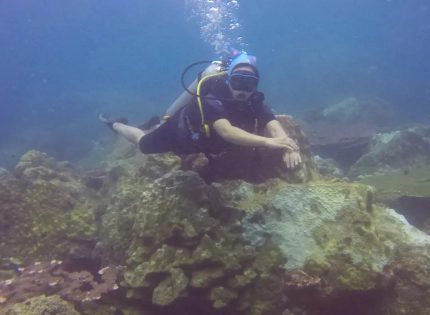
[165, 50, 257, 120]
[164, 61, 226, 119]
[163, 50, 257, 137]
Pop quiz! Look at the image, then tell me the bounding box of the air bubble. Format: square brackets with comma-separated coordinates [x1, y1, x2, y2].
[186, 0, 247, 55]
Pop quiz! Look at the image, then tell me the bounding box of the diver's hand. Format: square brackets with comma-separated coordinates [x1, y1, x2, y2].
[283, 150, 302, 168]
[264, 136, 299, 151]
[264, 137, 297, 151]
[281, 136, 299, 151]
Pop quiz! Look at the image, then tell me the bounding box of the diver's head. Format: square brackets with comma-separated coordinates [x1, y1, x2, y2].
[227, 52, 259, 101]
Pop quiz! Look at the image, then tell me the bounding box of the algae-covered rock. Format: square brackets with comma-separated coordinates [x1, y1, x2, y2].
[345, 127, 430, 234]
[123, 245, 191, 289]
[209, 286, 238, 309]
[190, 267, 225, 288]
[6, 139, 430, 315]
[356, 165, 430, 231]
[101, 169, 287, 314]
[213, 179, 373, 269]
[152, 267, 189, 306]
[313, 155, 344, 178]
[4, 295, 80, 315]
[0, 151, 99, 263]
[103, 138, 181, 182]
[212, 177, 430, 314]
[105, 159, 430, 314]
[349, 126, 430, 179]
[377, 245, 430, 315]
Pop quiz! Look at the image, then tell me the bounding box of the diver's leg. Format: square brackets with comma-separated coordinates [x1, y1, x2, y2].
[99, 113, 146, 145]
[99, 113, 174, 154]
[112, 122, 145, 145]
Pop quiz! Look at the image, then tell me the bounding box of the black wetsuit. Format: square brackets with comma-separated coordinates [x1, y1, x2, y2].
[139, 80, 276, 155]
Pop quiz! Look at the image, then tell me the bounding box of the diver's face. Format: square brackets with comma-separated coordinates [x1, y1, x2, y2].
[228, 66, 259, 101]
[229, 87, 254, 101]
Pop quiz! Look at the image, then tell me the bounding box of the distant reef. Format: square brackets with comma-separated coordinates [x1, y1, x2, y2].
[1, 116, 430, 315]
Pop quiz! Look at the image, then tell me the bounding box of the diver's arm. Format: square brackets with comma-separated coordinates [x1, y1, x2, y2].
[265, 120, 298, 148]
[265, 119, 286, 137]
[213, 119, 296, 150]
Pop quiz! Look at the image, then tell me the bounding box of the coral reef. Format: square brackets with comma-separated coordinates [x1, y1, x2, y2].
[0, 150, 100, 263]
[212, 177, 430, 314]
[3, 295, 80, 315]
[2, 119, 430, 314]
[101, 169, 286, 314]
[0, 260, 118, 311]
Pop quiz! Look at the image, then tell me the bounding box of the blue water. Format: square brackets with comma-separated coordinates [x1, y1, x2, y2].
[1, 0, 429, 166]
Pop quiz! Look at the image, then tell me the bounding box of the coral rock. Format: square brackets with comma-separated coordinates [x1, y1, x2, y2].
[0, 151, 99, 263]
[4, 295, 80, 315]
[152, 268, 189, 306]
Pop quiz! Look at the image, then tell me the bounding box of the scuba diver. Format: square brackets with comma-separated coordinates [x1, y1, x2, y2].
[99, 50, 302, 168]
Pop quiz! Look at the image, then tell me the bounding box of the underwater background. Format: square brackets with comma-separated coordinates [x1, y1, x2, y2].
[1, 0, 430, 168]
[2, 2, 430, 314]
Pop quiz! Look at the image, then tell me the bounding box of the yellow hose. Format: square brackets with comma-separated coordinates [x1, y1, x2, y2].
[196, 71, 227, 137]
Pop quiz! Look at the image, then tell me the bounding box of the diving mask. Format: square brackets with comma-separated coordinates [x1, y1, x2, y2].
[228, 71, 259, 92]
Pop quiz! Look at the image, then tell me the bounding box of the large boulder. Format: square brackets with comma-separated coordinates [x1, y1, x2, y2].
[349, 126, 430, 179]
[305, 97, 394, 126]
[302, 120, 375, 170]
[88, 121, 430, 315]
[212, 178, 430, 314]
[97, 146, 430, 315]
[349, 126, 430, 232]
[301, 96, 396, 170]
[356, 165, 430, 234]
[99, 169, 286, 315]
